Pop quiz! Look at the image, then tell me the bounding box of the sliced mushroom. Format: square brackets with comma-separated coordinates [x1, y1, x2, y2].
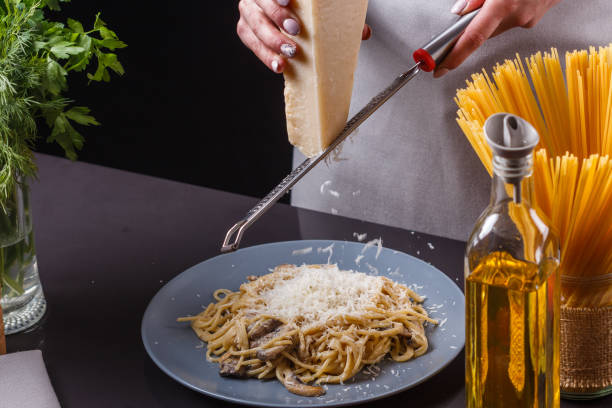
[278, 363, 325, 397]
[251, 325, 288, 348]
[256, 345, 288, 361]
[218, 356, 247, 378]
[247, 318, 283, 342]
[251, 323, 294, 361]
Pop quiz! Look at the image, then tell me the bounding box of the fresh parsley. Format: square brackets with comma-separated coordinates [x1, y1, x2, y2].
[0, 0, 126, 206]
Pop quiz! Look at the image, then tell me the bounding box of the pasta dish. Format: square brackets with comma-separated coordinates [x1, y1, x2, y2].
[178, 264, 436, 396]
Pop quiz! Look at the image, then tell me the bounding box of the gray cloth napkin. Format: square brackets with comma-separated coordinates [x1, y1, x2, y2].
[0, 350, 61, 408]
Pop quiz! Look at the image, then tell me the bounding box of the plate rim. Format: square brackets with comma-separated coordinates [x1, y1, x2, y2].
[141, 239, 465, 407]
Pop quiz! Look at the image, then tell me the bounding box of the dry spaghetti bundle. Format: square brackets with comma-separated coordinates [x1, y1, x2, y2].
[455, 45, 612, 308]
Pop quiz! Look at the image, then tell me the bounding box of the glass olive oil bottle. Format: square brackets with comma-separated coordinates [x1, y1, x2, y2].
[465, 114, 560, 408]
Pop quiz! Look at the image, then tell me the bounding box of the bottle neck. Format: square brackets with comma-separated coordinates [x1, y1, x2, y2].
[491, 154, 534, 206]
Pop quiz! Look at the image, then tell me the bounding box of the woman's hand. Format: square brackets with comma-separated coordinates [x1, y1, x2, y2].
[434, 0, 561, 77]
[237, 0, 371, 74]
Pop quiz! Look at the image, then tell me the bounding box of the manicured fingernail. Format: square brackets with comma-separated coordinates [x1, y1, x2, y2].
[450, 0, 468, 14]
[434, 68, 449, 78]
[276, 0, 290, 6]
[281, 43, 296, 58]
[283, 18, 300, 35]
[271, 59, 281, 73]
[362, 25, 372, 40]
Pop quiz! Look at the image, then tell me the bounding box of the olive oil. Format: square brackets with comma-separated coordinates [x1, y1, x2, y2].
[465, 252, 560, 407]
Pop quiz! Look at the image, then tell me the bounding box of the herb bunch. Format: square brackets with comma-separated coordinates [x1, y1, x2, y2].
[0, 0, 125, 205]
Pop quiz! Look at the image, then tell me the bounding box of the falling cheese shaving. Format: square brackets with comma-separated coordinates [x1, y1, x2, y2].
[361, 238, 383, 259]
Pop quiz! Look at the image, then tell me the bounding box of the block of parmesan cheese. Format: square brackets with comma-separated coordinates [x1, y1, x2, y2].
[284, 0, 369, 158]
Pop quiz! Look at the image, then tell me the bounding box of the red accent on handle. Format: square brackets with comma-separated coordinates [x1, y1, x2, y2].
[413, 48, 436, 72]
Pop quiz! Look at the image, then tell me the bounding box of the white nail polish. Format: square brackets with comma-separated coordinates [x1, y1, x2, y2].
[281, 44, 296, 58]
[451, 0, 468, 14]
[276, 0, 290, 6]
[272, 59, 280, 73]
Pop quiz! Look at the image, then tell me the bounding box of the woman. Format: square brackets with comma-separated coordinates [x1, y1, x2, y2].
[236, 0, 610, 241]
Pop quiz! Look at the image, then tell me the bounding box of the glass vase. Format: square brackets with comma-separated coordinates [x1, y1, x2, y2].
[0, 180, 46, 334]
[560, 273, 612, 399]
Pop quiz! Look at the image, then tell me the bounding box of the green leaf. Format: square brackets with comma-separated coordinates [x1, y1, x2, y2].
[67, 18, 83, 33]
[65, 35, 93, 72]
[100, 38, 127, 50]
[42, 0, 72, 10]
[43, 33, 66, 47]
[102, 52, 124, 75]
[33, 40, 46, 52]
[99, 26, 117, 40]
[87, 53, 106, 82]
[48, 113, 84, 160]
[94, 13, 105, 29]
[78, 34, 92, 51]
[43, 23, 64, 37]
[45, 57, 67, 94]
[45, 0, 61, 11]
[41, 106, 59, 128]
[50, 43, 85, 59]
[65, 106, 100, 126]
[31, 9, 44, 23]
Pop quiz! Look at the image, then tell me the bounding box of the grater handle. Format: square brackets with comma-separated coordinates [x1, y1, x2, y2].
[413, 9, 480, 72]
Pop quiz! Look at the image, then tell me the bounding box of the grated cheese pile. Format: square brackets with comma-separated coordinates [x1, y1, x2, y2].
[260, 265, 383, 326]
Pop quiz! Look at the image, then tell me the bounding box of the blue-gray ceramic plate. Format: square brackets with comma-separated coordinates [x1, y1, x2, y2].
[142, 240, 464, 407]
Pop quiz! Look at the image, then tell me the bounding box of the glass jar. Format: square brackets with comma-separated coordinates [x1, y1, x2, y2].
[0, 180, 46, 334]
[559, 273, 612, 399]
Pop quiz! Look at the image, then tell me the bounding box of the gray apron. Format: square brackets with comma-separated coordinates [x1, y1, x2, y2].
[291, 0, 612, 241]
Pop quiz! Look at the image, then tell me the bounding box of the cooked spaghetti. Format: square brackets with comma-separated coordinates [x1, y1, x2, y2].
[455, 45, 612, 308]
[178, 264, 435, 396]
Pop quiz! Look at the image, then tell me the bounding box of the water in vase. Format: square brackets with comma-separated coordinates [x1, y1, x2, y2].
[1, 228, 46, 334]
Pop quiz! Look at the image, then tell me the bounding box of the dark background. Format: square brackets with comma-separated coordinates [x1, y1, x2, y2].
[35, 0, 293, 200]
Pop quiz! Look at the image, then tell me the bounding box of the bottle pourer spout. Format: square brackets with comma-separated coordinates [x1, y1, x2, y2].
[485, 113, 539, 158]
[484, 113, 540, 204]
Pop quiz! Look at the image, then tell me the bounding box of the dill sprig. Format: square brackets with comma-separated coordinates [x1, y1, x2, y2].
[0, 0, 125, 206]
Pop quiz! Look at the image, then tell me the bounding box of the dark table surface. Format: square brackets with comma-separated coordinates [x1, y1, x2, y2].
[6, 154, 610, 408]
